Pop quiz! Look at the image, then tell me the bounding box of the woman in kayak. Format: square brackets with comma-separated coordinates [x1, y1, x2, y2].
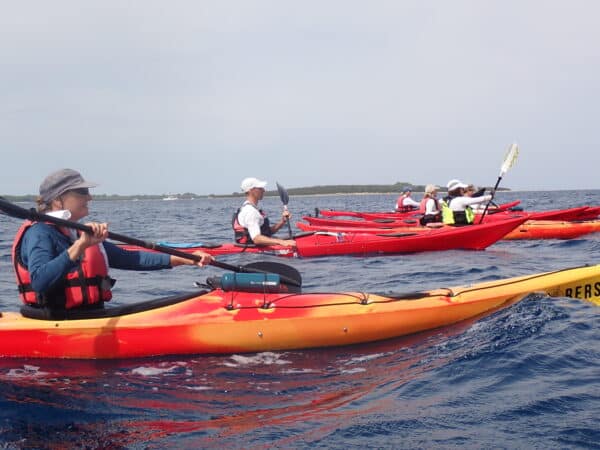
[464, 184, 493, 212]
[441, 179, 493, 225]
[395, 186, 420, 212]
[12, 168, 214, 317]
[233, 177, 296, 247]
[419, 184, 442, 225]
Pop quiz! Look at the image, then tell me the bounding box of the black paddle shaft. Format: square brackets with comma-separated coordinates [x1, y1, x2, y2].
[478, 177, 501, 224]
[0, 197, 302, 287]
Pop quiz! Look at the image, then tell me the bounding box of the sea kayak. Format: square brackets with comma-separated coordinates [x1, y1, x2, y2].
[290, 216, 526, 256]
[302, 207, 592, 229]
[1, 264, 598, 359]
[297, 218, 600, 240]
[317, 200, 522, 219]
[120, 216, 527, 257]
[314, 205, 598, 224]
[503, 219, 600, 240]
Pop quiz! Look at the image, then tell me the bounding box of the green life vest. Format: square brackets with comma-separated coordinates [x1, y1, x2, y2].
[440, 197, 475, 225]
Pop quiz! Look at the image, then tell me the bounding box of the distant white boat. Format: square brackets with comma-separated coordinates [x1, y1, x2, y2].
[162, 195, 178, 201]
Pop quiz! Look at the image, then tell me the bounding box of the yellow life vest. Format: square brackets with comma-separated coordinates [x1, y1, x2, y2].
[440, 197, 475, 225]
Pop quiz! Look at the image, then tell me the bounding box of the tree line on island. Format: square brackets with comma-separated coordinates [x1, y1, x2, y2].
[2, 182, 508, 202]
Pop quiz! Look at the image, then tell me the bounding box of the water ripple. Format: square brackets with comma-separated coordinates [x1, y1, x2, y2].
[1, 191, 599, 447]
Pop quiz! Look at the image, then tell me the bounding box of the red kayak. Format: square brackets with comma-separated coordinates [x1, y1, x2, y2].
[120, 216, 527, 257]
[316, 204, 598, 223]
[317, 201, 521, 219]
[298, 222, 440, 234]
[302, 206, 591, 229]
[297, 218, 600, 240]
[576, 206, 600, 221]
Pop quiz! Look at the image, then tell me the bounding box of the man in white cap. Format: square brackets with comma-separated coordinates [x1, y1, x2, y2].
[440, 179, 493, 225]
[233, 177, 296, 247]
[395, 186, 420, 212]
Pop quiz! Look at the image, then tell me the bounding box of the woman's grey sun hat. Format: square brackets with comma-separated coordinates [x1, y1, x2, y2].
[39, 169, 98, 204]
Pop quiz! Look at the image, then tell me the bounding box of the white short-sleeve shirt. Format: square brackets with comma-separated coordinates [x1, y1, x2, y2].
[237, 202, 264, 239]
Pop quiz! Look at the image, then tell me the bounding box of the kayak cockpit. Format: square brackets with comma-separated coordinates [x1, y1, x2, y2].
[19, 290, 211, 321]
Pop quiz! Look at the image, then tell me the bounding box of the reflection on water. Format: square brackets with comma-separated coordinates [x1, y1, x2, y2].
[0, 322, 466, 448]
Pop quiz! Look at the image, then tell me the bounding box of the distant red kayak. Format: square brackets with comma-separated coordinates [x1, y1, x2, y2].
[302, 206, 591, 229]
[120, 216, 526, 257]
[316, 203, 598, 223]
[576, 206, 600, 221]
[297, 217, 600, 241]
[317, 200, 521, 220]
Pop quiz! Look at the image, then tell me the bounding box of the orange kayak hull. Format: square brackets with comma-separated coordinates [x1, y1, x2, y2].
[1, 264, 599, 359]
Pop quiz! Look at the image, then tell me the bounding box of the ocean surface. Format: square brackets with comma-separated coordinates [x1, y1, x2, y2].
[1, 190, 599, 449]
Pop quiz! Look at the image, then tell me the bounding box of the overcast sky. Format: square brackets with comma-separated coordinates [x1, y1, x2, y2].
[2, 1, 599, 195]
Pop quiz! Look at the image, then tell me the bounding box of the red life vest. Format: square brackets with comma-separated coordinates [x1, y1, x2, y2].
[419, 197, 442, 225]
[231, 202, 272, 244]
[419, 197, 439, 214]
[396, 194, 416, 212]
[12, 220, 113, 309]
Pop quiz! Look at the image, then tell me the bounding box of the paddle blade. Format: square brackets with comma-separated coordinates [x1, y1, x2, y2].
[500, 143, 519, 177]
[276, 182, 289, 206]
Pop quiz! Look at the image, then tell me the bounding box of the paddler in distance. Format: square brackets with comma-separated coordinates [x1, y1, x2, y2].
[395, 186, 420, 212]
[419, 184, 442, 225]
[440, 179, 493, 225]
[12, 168, 214, 318]
[233, 177, 296, 247]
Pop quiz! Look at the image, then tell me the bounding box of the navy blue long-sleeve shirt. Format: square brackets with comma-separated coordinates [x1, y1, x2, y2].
[20, 222, 172, 294]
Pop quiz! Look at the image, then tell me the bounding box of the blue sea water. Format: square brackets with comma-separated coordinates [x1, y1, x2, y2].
[0, 190, 599, 449]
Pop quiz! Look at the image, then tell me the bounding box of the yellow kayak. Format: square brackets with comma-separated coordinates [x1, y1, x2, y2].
[0, 264, 598, 359]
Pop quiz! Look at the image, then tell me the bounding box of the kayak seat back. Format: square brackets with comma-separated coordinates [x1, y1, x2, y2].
[19, 290, 209, 321]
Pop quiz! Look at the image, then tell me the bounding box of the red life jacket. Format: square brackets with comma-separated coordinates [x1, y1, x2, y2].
[231, 202, 272, 244]
[419, 197, 439, 214]
[12, 220, 113, 309]
[396, 194, 415, 212]
[419, 197, 442, 225]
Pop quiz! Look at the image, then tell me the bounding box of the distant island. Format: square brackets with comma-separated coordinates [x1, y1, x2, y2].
[2, 182, 508, 202]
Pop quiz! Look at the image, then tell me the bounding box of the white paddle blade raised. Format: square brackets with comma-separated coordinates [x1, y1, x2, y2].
[500, 143, 519, 177]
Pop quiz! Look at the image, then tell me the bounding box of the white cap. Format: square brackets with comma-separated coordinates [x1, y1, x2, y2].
[425, 184, 440, 194]
[447, 179, 469, 192]
[241, 177, 267, 192]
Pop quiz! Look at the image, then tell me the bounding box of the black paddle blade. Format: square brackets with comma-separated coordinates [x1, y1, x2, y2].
[472, 187, 486, 197]
[242, 261, 302, 289]
[275, 182, 289, 205]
